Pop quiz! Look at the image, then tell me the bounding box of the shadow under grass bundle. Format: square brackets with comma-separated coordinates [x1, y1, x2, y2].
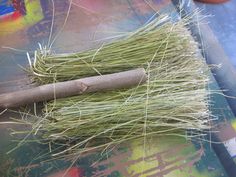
[28, 15, 211, 156]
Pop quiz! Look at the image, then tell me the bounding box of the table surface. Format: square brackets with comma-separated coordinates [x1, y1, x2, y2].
[196, 0, 236, 67]
[0, 0, 236, 176]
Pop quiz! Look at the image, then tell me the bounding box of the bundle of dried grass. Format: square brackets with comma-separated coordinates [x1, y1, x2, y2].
[27, 15, 211, 156]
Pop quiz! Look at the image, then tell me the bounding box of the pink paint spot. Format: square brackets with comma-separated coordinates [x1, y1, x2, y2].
[68, 167, 83, 177]
[72, 0, 109, 12]
[11, 11, 22, 20]
[1, 11, 22, 22]
[47, 167, 84, 177]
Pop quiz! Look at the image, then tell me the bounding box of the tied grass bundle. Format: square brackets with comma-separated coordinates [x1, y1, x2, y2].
[29, 16, 211, 155]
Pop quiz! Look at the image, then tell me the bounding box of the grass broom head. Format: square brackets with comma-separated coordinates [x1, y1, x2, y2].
[26, 15, 211, 156]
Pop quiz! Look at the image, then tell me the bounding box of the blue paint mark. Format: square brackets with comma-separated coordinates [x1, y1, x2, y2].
[153, 0, 165, 4]
[0, 0, 15, 16]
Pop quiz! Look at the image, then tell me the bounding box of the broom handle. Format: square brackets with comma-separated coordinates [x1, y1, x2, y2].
[0, 68, 147, 109]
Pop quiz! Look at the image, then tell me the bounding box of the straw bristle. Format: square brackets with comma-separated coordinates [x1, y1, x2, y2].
[28, 15, 211, 155]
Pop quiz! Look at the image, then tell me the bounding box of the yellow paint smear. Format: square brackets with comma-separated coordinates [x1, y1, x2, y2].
[127, 136, 217, 177]
[231, 119, 236, 131]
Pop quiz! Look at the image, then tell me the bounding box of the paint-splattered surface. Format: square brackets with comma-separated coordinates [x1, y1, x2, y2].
[0, 0, 235, 176]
